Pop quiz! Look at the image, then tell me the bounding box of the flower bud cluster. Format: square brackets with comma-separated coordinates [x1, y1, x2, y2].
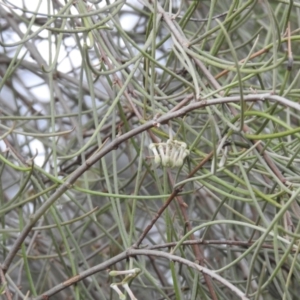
[149, 139, 189, 168]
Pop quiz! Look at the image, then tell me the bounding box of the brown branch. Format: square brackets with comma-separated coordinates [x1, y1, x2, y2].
[2, 92, 299, 273]
[32, 249, 249, 300]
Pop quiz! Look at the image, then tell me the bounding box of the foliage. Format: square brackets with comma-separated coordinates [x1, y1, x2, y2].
[1, 0, 300, 299]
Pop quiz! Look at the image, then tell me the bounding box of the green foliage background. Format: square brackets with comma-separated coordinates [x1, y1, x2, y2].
[1, 0, 300, 299]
